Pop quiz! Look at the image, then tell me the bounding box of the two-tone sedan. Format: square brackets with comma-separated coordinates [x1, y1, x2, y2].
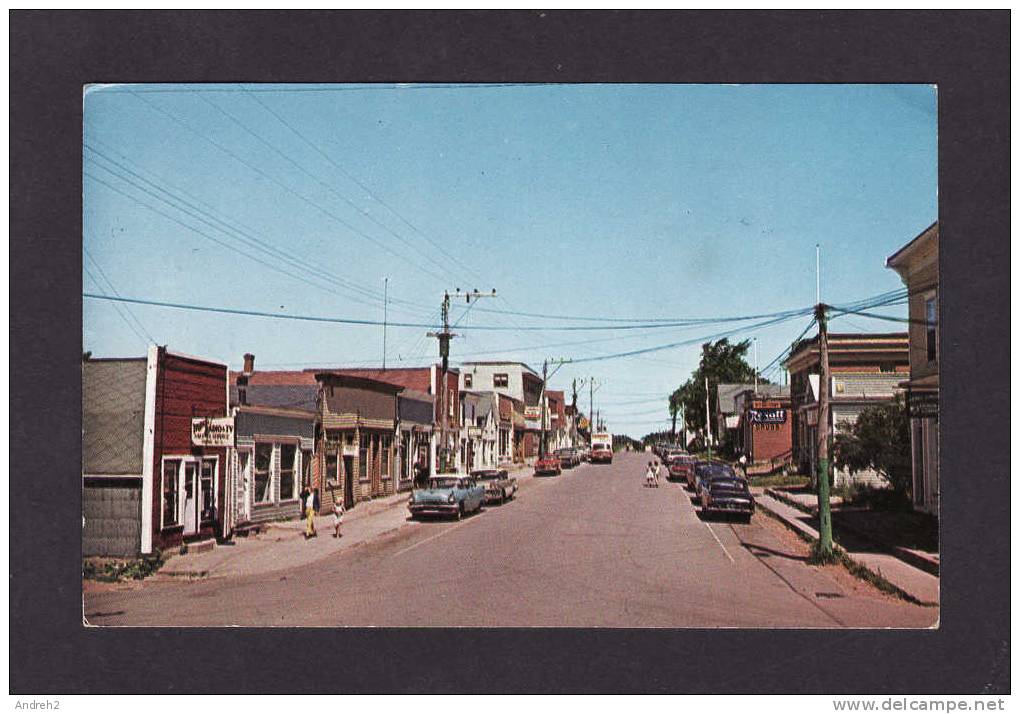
[555, 448, 580, 469]
[697, 469, 754, 523]
[471, 469, 518, 505]
[408, 476, 485, 520]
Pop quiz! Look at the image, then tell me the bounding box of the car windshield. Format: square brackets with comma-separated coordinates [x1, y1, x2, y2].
[428, 478, 459, 489]
[471, 471, 498, 480]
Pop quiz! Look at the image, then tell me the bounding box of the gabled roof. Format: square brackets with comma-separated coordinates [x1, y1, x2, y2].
[886, 221, 938, 269]
[314, 367, 437, 393]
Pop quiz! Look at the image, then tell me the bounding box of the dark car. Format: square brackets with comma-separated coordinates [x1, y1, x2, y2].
[689, 461, 733, 492]
[698, 473, 754, 522]
[555, 448, 579, 468]
[471, 469, 518, 505]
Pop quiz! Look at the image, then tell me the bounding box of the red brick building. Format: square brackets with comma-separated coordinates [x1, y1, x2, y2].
[739, 392, 794, 467]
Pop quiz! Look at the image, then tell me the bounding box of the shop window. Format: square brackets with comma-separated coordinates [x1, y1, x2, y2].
[162, 460, 180, 528]
[201, 459, 216, 521]
[255, 444, 273, 504]
[926, 296, 938, 363]
[280, 444, 297, 501]
[494, 373, 508, 388]
[301, 449, 313, 489]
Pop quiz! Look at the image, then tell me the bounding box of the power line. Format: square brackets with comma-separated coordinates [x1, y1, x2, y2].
[83, 246, 156, 344]
[197, 91, 462, 284]
[83, 266, 153, 347]
[85, 137, 430, 314]
[85, 145, 430, 317]
[127, 90, 453, 285]
[240, 85, 489, 286]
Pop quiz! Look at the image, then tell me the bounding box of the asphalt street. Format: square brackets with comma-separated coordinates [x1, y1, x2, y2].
[84, 451, 938, 627]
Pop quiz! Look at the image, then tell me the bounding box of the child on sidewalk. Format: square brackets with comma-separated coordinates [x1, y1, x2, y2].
[333, 501, 345, 538]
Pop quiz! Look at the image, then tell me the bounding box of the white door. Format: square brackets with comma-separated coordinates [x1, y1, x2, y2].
[183, 462, 198, 535]
[240, 451, 252, 523]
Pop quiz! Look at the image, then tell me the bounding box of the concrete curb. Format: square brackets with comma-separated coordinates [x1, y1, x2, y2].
[765, 488, 940, 577]
[755, 494, 938, 606]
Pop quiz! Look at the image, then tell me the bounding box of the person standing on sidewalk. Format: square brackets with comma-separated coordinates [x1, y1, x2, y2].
[302, 488, 317, 539]
[738, 453, 749, 480]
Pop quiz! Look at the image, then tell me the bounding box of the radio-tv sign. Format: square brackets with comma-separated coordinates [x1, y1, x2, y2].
[191, 416, 235, 447]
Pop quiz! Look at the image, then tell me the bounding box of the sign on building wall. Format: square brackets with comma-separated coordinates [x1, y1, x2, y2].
[524, 406, 542, 420]
[907, 391, 938, 419]
[191, 417, 234, 446]
[750, 408, 787, 425]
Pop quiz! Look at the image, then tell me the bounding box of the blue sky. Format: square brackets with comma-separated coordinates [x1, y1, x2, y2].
[83, 83, 937, 438]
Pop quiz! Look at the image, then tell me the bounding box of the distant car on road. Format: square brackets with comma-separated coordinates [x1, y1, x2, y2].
[555, 448, 580, 468]
[408, 475, 485, 520]
[534, 455, 562, 476]
[471, 469, 518, 504]
[698, 472, 754, 522]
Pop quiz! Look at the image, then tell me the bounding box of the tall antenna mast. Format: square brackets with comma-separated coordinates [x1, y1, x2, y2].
[382, 276, 388, 369]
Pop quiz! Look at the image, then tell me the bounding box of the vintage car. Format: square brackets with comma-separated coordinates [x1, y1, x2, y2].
[408, 475, 485, 520]
[534, 454, 562, 476]
[698, 472, 754, 522]
[471, 469, 518, 504]
[666, 454, 697, 482]
[590, 445, 613, 464]
[687, 460, 726, 491]
[555, 448, 579, 468]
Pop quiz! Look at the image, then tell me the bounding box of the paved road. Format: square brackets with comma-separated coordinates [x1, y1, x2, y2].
[84, 452, 937, 627]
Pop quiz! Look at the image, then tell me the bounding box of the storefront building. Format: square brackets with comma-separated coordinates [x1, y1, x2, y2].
[316, 373, 401, 510]
[229, 405, 316, 528]
[738, 390, 793, 467]
[83, 346, 230, 557]
[398, 389, 434, 490]
[887, 222, 939, 514]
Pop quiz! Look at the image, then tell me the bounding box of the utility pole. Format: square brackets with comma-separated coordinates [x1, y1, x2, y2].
[428, 288, 496, 472]
[754, 336, 759, 396]
[382, 277, 388, 369]
[538, 357, 571, 458]
[705, 376, 712, 461]
[815, 302, 834, 558]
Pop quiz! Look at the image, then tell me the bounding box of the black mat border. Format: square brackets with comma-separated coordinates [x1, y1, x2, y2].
[10, 10, 1009, 695]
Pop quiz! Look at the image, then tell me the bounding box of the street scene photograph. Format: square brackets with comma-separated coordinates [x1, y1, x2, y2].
[81, 82, 939, 629]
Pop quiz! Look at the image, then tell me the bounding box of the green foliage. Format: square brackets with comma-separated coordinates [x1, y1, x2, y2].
[83, 549, 166, 582]
[674, 338, 770, 435]
[832, 398, 912, 497]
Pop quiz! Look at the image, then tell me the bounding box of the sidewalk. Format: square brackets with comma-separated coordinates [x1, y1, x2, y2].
[765, 487, 940, 575]
[755, 493, 940, 606]
[158, 463, 536, 581]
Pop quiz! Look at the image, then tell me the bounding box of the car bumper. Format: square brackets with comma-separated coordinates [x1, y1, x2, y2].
[706, 501, 754, 514]
[409, 504, 459, 516]
[535, 468, 560, 475]
[483, 491, 505, 503]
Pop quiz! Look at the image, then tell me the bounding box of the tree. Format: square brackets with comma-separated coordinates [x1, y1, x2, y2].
[668, 388, 683, 436]
[674, 338, 769, 438]
[833, 398, 912, 496]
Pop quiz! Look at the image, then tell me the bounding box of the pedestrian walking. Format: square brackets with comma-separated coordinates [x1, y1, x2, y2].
[302, 487, 317, 539]
[653, 460, 662, 485]
[738, 454, 748, 479]
[332, 500, 345, 539]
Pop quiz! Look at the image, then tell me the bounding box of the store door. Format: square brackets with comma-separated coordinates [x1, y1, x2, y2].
[343, 455, 355, 507]
[183, 462, 199, 536]
[240, 451, 252, 523]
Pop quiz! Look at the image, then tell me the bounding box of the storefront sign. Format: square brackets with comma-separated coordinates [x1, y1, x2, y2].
[191, 417, 234, 447]
[750, 408, 787, 425]
[907, 391, 939, 419]
[467, 426, 482, 438]
[343, 445, 359, 456]
[524, 406, 542, 420]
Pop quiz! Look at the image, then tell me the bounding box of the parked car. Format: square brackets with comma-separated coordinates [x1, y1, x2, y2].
[471, 469, 518, 504]
[698, 472, 754, 522]
[667, 454, 696, 482]
[555, 448, 579, 468]
[408, 475, 485, 520]
[534, 454, 562, 476]
[687, 460, 724, 491]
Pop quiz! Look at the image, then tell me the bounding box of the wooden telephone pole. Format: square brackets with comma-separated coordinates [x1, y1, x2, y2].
[539, 358, 571, 458]
[428, 288, 496, 473]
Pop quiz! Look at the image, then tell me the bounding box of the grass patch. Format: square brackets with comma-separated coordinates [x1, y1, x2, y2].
[749, 473, 810, 489]
[83, 549, 166, 582]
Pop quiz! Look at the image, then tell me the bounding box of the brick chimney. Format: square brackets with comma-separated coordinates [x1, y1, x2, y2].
[243, 353, 255, 376]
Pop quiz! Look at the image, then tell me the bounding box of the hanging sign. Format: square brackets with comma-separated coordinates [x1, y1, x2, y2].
[191, 417, 234, 447]
[524, 406, 542, 420]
